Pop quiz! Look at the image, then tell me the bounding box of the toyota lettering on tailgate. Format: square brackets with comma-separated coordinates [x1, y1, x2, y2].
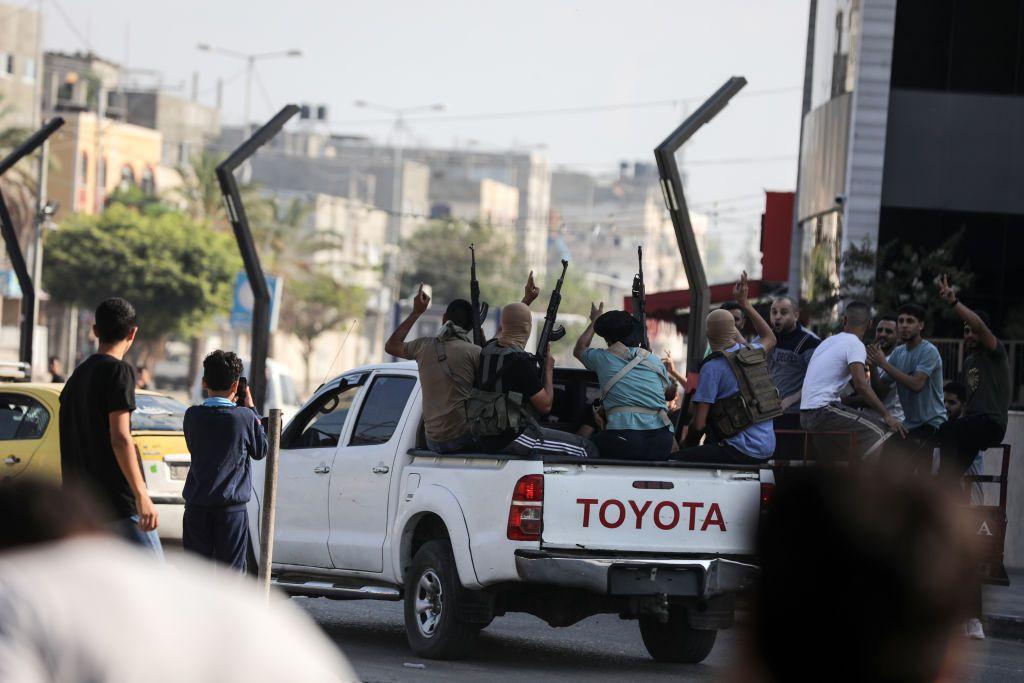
[576, 498, 727, 532]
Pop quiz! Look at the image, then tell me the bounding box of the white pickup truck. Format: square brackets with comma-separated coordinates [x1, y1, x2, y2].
[247, 361, 769, 663]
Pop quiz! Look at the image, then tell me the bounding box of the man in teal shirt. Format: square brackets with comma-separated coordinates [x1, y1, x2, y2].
[868, 302, 946, 465]
[574, 304, 676, 460]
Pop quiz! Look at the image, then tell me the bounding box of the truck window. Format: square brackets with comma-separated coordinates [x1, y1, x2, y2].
[349, 376, 416, 446]
[285, 383, 360, 449]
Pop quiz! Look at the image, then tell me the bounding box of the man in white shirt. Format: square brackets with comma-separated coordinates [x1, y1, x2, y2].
[0, 479, 358, 683]
[800, 302, 907, 459]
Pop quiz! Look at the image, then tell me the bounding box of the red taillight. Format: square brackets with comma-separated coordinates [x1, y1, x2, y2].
[760, 482, 775, 515]
[507, 474, 544, 541]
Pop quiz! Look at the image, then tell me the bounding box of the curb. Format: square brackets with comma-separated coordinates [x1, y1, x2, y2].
[985, 614, 1024, 642]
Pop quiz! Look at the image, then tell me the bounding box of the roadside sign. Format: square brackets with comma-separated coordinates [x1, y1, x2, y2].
[231, 272, 283, 332]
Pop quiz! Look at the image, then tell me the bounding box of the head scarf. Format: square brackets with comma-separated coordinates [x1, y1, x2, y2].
[707, 308, 740, 353]
[497, 302, 532, 350]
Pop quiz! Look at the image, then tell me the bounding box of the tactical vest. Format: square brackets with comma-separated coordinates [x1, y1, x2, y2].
[464, 341, 538, 440]
[703, 345, 783, 439]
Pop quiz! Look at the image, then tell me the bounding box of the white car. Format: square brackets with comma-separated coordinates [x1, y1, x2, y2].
[192, 357, 301, 422]
[247, 362, 768, 663]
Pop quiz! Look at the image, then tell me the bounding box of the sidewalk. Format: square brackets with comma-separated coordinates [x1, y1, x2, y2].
[985, 568, 1024, 640]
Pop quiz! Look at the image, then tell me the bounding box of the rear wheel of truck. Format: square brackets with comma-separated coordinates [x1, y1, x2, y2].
[639, 608, 717, 663]
[404, 540, 480, 660]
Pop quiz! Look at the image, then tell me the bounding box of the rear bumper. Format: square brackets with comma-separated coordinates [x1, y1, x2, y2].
[154, 500, 185, 541]
[514, 550, 758, 598]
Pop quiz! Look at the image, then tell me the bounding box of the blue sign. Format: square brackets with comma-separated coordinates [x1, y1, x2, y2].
[230, 272, 283, 331]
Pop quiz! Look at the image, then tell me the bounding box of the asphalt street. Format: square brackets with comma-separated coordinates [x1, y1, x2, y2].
[296, 596, 1024, 683]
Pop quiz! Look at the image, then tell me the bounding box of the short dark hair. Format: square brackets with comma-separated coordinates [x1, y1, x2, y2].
[445, 299, 474, 331]
[202, 350, 243, 391]
[842, 301, 871, 328]
[898, 302, 926, 322]
[720, 301, 744, 313]
[877, 314, 897, 325]
[772, 296, 798, 310]
[94, 298, 137, 343]
[755, 466, 977, 682]
[0, 478, 106, 551]
[943, 380, 967, 402]
[48, 355, 60, 364]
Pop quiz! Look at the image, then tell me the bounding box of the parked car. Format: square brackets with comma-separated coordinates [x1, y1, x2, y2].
[191, 357, 301, 423]
[247, 362, 767, 663]
[0, 383, 192, 540]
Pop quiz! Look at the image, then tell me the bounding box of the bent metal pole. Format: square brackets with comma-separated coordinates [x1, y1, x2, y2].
[258, 408, 282, 598]
[216, 104, 300, 413]
[0, 117, 65, 371]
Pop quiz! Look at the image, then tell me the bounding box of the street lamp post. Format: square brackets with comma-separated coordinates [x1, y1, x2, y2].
[197, 44, 303, 141]
[352, 100, 444, 360]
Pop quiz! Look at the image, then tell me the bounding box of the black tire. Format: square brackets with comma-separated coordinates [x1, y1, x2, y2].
[639, 608, 717, 663]
[404, 540, 480, 660]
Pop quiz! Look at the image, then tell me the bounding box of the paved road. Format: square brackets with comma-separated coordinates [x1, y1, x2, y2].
[296, 597, 1024, 683]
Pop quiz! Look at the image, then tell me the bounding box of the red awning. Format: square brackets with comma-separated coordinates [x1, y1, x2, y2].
[623, 280, 763, 322]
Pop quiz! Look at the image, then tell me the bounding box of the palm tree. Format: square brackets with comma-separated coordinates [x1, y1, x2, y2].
[172, 150, 269, 230]
[0, 96, 37, 247]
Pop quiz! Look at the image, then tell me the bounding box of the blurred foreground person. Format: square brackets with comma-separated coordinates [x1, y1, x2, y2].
[0, 479, 358, 683]
[753, 464, 979, 682]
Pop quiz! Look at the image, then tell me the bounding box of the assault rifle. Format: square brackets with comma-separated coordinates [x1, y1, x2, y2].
[469, 244, 489, 346]
[632, 245, 650, 350]
[535, 259, 569, 370]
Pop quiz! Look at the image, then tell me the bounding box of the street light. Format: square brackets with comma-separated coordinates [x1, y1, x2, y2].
[197, 43, 303, 138]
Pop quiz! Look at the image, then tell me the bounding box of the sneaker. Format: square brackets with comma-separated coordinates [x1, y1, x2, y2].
[965, 618, 986, 640]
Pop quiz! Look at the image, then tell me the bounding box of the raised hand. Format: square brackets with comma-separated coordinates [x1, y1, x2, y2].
[589, 301, 604, 323]
[866, 343, 886, 366]
[937, 274, 957, 305]
[413, 283, 431, 314]
[523, 270, 540, 305]
[734, 270, 750, 306]
[662, 350, 676, 373]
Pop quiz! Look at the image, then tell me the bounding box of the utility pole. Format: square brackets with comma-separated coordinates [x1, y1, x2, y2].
[353, 100, 444, 360]
[29, 139, 49, 376]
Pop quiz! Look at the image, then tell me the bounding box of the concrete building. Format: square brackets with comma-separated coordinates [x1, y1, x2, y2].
[123, 89, 220, 167]
[550, 163, 692, 307]
[41, 52, 121, 118]
[45, 111, 163, 215]
[793, 0, 1024, 332]
[0, 2, 42, 128]
[428, 176, 519, 227]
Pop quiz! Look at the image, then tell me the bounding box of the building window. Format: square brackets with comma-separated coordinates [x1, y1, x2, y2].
[119, 165, 136, 192]
[22, 57, 35, 83]
[79, 152, 89, 185]
[140, 167, 156, 196]
[0, 53, 12, 76]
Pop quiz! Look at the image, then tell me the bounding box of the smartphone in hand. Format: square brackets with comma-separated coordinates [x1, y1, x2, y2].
[235, 376, 248, 407]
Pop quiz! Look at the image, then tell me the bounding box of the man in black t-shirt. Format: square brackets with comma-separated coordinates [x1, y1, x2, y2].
[60, 298, 161, 556]
[935, 276, 1011, 484]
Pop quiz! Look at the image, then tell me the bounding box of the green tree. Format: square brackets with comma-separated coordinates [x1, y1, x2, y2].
[42, 203, 240, 364]
[402, 219, 527, 307]
[278, 272, 367, 392]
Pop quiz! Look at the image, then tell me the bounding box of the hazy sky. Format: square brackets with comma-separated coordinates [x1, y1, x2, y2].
[41, 0, 810, 227]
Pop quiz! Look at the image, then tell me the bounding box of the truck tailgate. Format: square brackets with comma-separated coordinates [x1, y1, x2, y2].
[542, 463, 761, 555]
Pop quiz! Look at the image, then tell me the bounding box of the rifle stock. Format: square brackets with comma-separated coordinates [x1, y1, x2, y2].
[535, 260, 569, 369]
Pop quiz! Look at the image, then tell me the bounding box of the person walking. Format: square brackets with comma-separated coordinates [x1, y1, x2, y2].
[182, 351, 268, 571]
[58, 298, 161, 556]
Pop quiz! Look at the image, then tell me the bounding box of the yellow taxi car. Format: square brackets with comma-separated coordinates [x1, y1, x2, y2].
[0, 383, 191, 540]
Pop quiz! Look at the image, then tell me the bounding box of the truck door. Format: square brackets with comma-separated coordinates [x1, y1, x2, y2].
[274, 377, 364, 568]
[328, 373, 417, 572]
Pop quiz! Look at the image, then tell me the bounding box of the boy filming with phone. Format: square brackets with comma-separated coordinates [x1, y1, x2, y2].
[182, 351, 268, 571]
